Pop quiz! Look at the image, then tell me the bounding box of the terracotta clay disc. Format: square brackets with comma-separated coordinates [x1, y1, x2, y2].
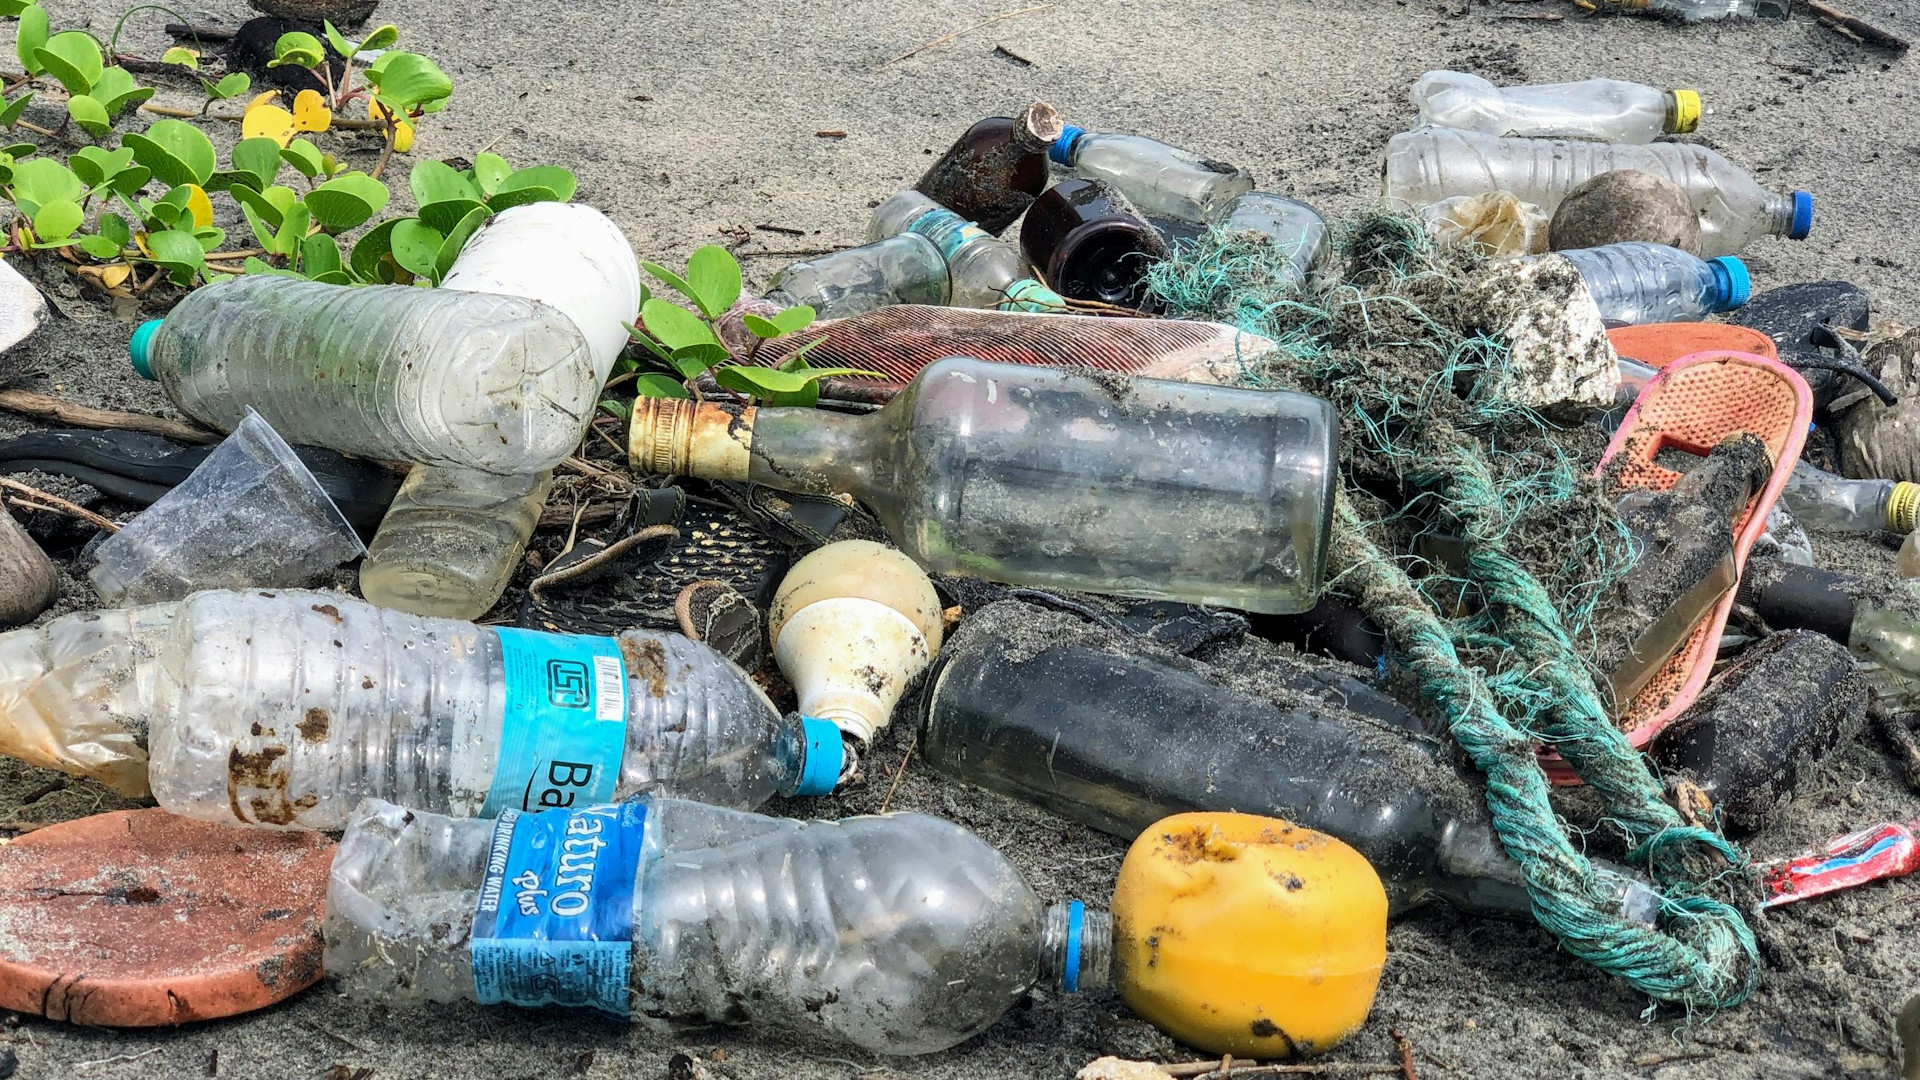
[0, 808, 334, 1026]
[1609, 323, 1778, 369]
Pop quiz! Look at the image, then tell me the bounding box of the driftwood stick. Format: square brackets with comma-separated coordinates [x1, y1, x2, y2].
[1805, 0, 1910, 51]
[0, 388, 219, 443]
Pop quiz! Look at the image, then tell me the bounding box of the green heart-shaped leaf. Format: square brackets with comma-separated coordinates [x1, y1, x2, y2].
[96, 211, 130, 246]
[497, 165, 576, 202]
[389, 217, 443, 279]
[65, 94, 109, 137]
[0, 91, 35, 129]
[123, 120, 216, 186]
[408, 158, 477, 206]
[8, 156, 82, 213]
[669, 342, 731, 380]
[145, 227, 205, 285]
[685, 245, 741, 320]
[471, 152, 510, 196]
[68, 145, 130, 190]
[366, 51, 451, 113]
[211, 71, 250, 100]
[33, 31, 104, 96]
[270, 202, 310, 257]
[349, 218, 402, 283]
[632, 373, 690, 400]
[640, 297, 717, 352]
[359, 24, 399, 51]
[232, 183, 297, 230]
[417, 197, 486, 236]
[90, 66, 151, 115]
[482, 183, 561, 213]
[305, 171, 390, 232]
[230, 136, 284, 190]
[280, 137, 324, 178]
[741, 314, 782, 340]
[268, 31, 324, 69]
[433, 204, 490, 279]
[770, 304, 816, 334]
[322, 20, 354, 61]
[14, 4, 49, 76]
[302, 232, 343, 278]
[641, 261, 703, 312]
[76, 234, 122, 259]
[29, 198, 81, 244]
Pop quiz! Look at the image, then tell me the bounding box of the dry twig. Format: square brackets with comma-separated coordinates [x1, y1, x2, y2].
[0, 388, 219, 443]
[0, 476, 120, 532]
[875, 5, 1053, 70]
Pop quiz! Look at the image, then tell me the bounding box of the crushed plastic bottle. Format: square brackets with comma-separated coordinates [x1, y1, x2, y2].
[1779, 460, 1920, 534]
[1552, 242, 1750, 325]
[1049, 125, 1254, 223]
[867, 190, 1066, 311]
[325, 797, 1109, 1054]
[627, 355, 1336, 614]
[1412, 70, 1702, 142]
[914, 102, 1063, 234]
[0, 589, 842, 827]
[129, 277, 600, 474]
[1585, 0, 1789, 20]
[1382, 128, 1814, 257]
[763, 233, 953, 319]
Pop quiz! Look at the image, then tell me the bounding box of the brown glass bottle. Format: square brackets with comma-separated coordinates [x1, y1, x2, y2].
[1020, 178, 1168, 309]
[913, 102, 1063, 235]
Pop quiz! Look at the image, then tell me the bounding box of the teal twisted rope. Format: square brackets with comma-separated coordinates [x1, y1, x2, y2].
[1329, 498, 1757, 1010]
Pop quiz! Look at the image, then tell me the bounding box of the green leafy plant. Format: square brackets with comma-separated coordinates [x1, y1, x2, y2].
[623, 245, 876, 407]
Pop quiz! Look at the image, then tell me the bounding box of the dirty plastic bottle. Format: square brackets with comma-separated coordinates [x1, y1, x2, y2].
[129, 277, 599, 474]
[1779, 460, 1920, 535]
[1381, 128, 1814, 257]
[1411, 70, 1702, 142]
[763, 233, 953, 320]
[359, 468, 553, 621]
[325, 798, 1108, 1054]
[1018, 178, 1167, 308]
[1552, 242, 1750, 325]
[627, 355, 1337, 614]
[914, 102, 1064, 234]
[917, 600, 1662, 921]
[1212, 191, 1331, 290]
[1589, 0, 1789, 20]
[867, 190, 1066, 311]
[14, 589, 847, 829]
[1050, 125, 1255, 223]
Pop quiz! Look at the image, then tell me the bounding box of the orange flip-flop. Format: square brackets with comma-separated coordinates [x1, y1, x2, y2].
[0, 809, 334, 1025]
[1544, 348, 1812, 785]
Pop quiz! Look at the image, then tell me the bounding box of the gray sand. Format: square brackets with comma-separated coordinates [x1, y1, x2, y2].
[4, 0, 1920, 1077]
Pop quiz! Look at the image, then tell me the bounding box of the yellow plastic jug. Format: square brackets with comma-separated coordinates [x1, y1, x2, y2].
[1112, 812, 1387, 1058]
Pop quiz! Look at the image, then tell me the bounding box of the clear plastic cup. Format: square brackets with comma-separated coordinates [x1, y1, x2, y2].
[88, 410, 366, 606]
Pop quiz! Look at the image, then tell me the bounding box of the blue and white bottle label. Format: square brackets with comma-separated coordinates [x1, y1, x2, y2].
[485, 628, 629, 816]
[470, 802, 648, 1015]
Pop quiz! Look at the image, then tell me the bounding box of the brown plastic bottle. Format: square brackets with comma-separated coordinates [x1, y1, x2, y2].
[1019, 178, 1168, 309]
[914, 103, 1063, 235]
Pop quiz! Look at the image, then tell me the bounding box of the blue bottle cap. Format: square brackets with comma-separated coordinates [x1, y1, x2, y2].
[1708, 256, 1751, 311]
[1062, 900, 1086, 993]
[1050, 124, 1086, 167]
[129, 319, 163, 379]
[1789, 191, 1814, 240]
[791, 716, 845, 797]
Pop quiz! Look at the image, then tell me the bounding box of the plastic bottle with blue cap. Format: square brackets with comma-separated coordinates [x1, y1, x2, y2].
[1048, 124, 1254, 223]
[0, 588, 844, 828]
[1550, 241, 1751, 326]
[866, 189, 1066, 312]
[326, 797, 1109, 1054]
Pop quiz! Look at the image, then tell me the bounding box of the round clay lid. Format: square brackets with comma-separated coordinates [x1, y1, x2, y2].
[0, 808, 334, 1026]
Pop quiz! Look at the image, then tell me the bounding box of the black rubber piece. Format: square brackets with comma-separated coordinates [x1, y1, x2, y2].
[1729, 281, 1873, 412]
[0, 429, 401, 539]
[1735, 556, 1859, 644]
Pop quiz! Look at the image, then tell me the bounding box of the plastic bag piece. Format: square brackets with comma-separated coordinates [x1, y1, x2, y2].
[1421, 192, 1549, 258]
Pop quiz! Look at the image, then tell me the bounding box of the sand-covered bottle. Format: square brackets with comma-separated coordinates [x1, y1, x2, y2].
[763, 233, 952, 319]
[1210, 191, 1330, 291]
[914, 102, 1063, 233]
[628, 355, 1336, 614]
[325, 798, 1108, 1054]
[1381, 128, 1813, 257]
[1412, 70, 1701, 142]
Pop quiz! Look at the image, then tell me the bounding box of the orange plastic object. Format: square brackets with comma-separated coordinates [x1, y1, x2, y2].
[1111, 812, 1387, 1058]
[1544, 350, 1811, 784]
[0, 809, 333, 1025]
[1608, 323, 1777, 368]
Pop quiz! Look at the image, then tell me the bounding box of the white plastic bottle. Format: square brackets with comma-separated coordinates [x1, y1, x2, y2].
[325, 798, 1109, 1054]
[1412, 70, 1702, 142]
[359, 203, 643, 620]
[867, 190, 1065, 311]
[1552, 242, 1749, 325]
[1381, 128, 1813, 257]
[129, 277, 599, 473]
[0, 590, 844, 828]
[1590, 0, 1788, 20]
[1211, 191, 1330, 290]
[1780, 461, 1920, 534]
[1050, 125, 1254, 223]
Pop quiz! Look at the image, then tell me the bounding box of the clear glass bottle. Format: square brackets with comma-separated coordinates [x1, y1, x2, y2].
[0, 589, 852, 829]
[1553, 242, 1750, 325]
[1412, 70, 1701, 142]
[914, 102, 1063, 234]
[1050, 126, 1254, 223]
[1779, 460, 1920, 534]
[627, 356, 1337, 614]
[867, 190, 1065, 311]
[763, 233, 952, 319]
[1381, 128, 1814, 257]
[359, 467, 553, 620]
[130, 277, 601, 474]
[1210, 191, 1331, 291]
[325, 798, 1108, 1054]
[1017, 178, 1167, 308]
[1589, 0, 1789, 19]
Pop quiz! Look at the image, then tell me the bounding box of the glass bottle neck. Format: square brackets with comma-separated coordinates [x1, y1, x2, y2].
[745, 407, 883, 506]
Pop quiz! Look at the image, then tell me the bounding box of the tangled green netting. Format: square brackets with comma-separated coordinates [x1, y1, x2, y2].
[1146, 215, 1758, 1011]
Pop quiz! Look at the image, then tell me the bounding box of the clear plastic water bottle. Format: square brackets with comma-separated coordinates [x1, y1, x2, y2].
[764, 233, 953, 319]
[1210, 192, 1330, 291]
[1552, 242, 1749, 325]
[1050, 125, 1254, 223]
[1381, 128, 1813, 257]
[0, 589, 848, 828]
[325, 798, 1109, 1054]
[1588, 0, 1788, 20]
[359, 467, 553, 621]
[1412, 70, 1701, 142]
[1780, 460, 1920, 534]
[129, 277, 599, 474]
[867, 190, 1065, 312]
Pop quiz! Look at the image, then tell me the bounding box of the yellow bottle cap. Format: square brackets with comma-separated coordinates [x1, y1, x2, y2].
[1888, 482, 1920, 534]
[1670, 90, 1703, 134]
